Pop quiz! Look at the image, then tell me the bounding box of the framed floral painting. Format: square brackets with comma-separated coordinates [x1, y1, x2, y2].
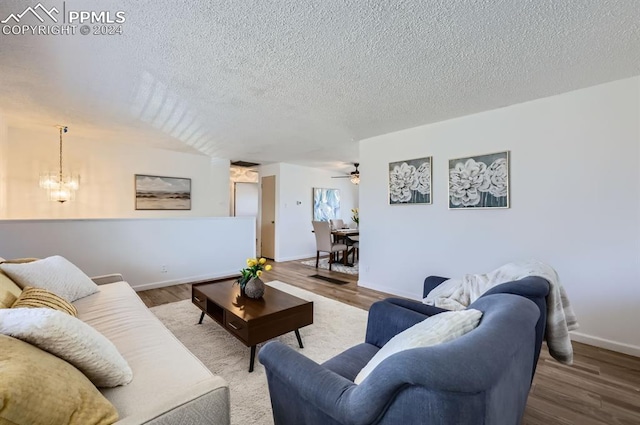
[388, 157, 432, 205]
[448, 151, 509, 209]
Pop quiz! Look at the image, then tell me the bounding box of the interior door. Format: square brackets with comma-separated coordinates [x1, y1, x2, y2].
[260, 175, 276, 259]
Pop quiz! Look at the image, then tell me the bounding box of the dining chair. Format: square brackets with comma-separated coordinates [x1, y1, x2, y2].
[330, 219, 345, 230]
[347, 235, 359, 263]
[312, 221, 348, 270]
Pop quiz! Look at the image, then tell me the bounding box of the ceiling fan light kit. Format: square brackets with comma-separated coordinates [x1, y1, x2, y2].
[332, 163, 360, 185]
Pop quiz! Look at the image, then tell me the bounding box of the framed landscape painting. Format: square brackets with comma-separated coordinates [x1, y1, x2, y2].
[448, 151, 509, 209]
[135, 175, 191, 210]
[388, 156, 432, 205]
[313, 188, 340, 221]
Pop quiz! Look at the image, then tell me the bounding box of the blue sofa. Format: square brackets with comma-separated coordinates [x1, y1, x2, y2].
[259, 293, 541, 425]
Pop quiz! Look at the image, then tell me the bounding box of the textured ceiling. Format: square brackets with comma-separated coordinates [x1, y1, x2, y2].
[0, 0, 638, 173]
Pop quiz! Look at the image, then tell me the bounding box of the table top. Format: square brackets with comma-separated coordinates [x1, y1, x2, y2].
[193, 280, 312, 322]
[332, 228, 359, 236]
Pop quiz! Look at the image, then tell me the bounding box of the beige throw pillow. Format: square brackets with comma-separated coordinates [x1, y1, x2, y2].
[0, 255, 98, 302]
[0, 307, 133, 387]
[354, 309, 483, 384]
[0, 334, 119, 425]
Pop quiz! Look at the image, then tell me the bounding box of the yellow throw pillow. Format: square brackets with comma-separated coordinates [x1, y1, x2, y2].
[0, 272, 21, 309]
[0, 260, 38, 309]
[0, 257, 39, 265]
[12, 287, 78, 317]
[0, 334, 119, 425]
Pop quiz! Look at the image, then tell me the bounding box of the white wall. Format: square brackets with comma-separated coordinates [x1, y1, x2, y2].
[0, 115, 7, 218]
[259, 163, 359, 262]
[359, 76, 640, 356]
[1, 126, 230, 219]
[0, 217, 255, 290]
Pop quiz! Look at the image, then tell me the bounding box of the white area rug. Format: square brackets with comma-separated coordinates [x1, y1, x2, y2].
[300, 258, 359, 275]
[150, 281, 368, 425]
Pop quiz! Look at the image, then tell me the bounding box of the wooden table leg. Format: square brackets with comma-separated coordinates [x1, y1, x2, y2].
[294, 329, 304, 349]
[249, 345, 256, 372]
[198, 311, 205, 324]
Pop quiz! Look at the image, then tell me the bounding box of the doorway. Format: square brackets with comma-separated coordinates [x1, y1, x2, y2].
[234, 182, 259, 253]
[260, 175, 276, 259]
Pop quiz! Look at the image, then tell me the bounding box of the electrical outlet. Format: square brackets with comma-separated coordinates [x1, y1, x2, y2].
[161, 265, 168, 273]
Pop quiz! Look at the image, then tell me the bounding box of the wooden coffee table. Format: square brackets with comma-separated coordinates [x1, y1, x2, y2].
[192, 280, 314, 372]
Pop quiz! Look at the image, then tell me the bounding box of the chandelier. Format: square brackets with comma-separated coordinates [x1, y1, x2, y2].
[350, 174, 360, 185]
[39, 125, 80, 203]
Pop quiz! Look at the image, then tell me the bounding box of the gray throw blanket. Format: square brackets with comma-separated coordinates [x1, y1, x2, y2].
[423, 260, 579, 365]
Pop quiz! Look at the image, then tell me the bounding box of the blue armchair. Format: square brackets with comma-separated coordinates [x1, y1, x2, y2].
[259, 293, 540, 425]
[420, 275, 550, 376]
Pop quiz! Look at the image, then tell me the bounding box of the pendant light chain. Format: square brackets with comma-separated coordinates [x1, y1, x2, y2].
[59, 126, 63, 183]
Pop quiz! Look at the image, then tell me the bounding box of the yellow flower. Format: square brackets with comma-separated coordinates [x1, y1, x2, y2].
[259, 258, 267, 265]
[257, 270, 263, 277]
[265, 265, 272, 271]
[247, 258, 256, 267]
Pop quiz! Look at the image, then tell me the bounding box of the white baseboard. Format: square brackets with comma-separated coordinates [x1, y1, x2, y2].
[131, 270, 239, 292]
[570, 331, 640, 357]
[357, 280, 420, 300]
[276, 253, 319, 262]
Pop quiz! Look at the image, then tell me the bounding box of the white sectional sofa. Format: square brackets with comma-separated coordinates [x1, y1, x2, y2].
[78, 274, 230, 425]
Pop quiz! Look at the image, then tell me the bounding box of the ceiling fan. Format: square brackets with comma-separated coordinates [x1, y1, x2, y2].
[332, 163, 360, 185]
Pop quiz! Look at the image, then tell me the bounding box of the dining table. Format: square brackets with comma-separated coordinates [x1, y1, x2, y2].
[311, 227, 360, 266]
[331, 228, 359, 266]
[331, 228, 359, 238]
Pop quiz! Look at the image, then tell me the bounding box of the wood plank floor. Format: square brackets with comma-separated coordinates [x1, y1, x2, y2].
[138, 258, 640, 425]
